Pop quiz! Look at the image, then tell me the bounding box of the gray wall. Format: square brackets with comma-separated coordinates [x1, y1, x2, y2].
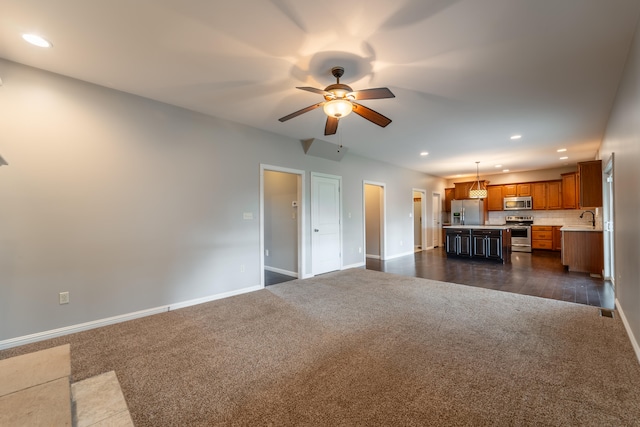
[0, 59, 447, 341]
[264, 170, 298, 275]
[598, 20, 640, 350]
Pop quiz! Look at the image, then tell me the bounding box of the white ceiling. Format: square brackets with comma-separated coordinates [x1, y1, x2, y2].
[1, 0, 639, 179]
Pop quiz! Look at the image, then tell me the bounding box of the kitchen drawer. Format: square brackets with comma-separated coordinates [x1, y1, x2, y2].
[532, 231, 553, 240]
[532, 226, 552, 231]
[532, 240, 553, 249]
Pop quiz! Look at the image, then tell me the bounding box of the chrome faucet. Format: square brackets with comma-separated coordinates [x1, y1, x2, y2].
[580, 210, 596, 228]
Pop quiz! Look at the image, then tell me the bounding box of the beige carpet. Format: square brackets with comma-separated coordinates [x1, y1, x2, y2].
[2, 269, 639, 426]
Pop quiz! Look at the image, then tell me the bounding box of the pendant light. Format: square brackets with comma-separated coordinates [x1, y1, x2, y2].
[469, 161, 487, 198]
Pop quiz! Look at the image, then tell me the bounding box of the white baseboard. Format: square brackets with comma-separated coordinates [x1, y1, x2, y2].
[168, 285, 263, 310]
[264, 266, 298, 278]
[342, 262, 365, 270]
[0, 284, 263, 351]
[616, 298, 640, 364]
[384, 250, 415, 261]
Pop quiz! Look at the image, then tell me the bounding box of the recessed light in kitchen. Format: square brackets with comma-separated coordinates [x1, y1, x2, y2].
[495, 164, 502, 168]
[557, 148, 567, 152]
[559, 156, 568, 160]
[22, 34, 52, 48]
[510, 135, 522, 140]
[420, 152, 429, 156]
[503, 169, 510, 172]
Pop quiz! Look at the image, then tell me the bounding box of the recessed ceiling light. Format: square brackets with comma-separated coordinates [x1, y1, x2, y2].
[495, 164, 502, 168]
[22, 34, 52, 48]
[420, 151, 429, 156]
[557, 148, 567, 152]
[503, 169, 510, 172]
[510, 135, 522, 140]
[559, 156, 568, 160]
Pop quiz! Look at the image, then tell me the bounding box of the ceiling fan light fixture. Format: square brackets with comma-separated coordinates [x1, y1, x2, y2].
[323, 99, 353, 119]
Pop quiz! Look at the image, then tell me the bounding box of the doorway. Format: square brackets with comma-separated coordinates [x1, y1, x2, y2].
[311, 172, 342, 275]
[603, 154, 615, 286]
[413, 189, 426, 251]
[260, 165, 305, 287]
[364, 182, 386, 260]
[432, 192, 442, 248]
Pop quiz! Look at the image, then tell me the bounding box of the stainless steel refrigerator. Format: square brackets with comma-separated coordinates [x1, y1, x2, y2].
[451, 199, 485, 225]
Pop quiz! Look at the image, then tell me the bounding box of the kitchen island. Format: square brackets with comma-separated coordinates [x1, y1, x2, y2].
[560, 226, 604, 275]
[444, 225, 512, 263]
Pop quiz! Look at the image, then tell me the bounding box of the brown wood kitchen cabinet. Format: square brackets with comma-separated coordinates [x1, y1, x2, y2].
[532, 181, 562, 210]
[503, 183, 531, 197]
[486, 185, 504, 211]
[578, 160, 603, 207]
[444, 188, 454, 212]
[454, 181, 487, 200]
[561, 172, 579, 209]
[553, 226, 562, 251]
[532, 225, 553, 250]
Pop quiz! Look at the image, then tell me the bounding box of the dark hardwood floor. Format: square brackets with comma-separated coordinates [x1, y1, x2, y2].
[265, 270, 297, 286]
[366, 248, 615, 309]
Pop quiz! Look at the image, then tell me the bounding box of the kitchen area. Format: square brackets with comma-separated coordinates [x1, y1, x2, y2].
[443, 160, 605, 276]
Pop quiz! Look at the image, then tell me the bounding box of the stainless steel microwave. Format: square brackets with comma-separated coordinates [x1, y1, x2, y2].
[504, 196, 532, 210]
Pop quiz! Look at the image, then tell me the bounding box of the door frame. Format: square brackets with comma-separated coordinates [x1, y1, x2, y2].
[260, 164, 306, 287]
[603, 154, 615, 285]
[432, 191, 442, 249]
[363, 181, 386, 261]
[412, 188, 427, 251]
[311, 172, 343, 275]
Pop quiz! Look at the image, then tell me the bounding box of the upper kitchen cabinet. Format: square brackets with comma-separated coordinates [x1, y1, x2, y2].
[578, 160, 603, 207]
[453, 181, 487, 200]
[486, 185, 504, 211]
[532, 181, 562, 210]
[503, 183, 531, 197]
[561, 172, 579, 209]
[444, 188, 454, 212]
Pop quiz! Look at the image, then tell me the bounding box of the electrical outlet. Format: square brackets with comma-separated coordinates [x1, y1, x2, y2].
[240, 264, 245, 273]
[59, 291, 70, 305]
[265, 249, 269, 256]
[358, 247, 362, 253]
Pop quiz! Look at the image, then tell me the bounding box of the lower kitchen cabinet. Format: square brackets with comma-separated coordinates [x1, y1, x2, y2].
[446, 229, 472, 257]
[446, 228, 511, 263]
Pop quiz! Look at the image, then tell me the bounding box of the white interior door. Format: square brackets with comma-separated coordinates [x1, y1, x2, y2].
[603, 156, 615, 284]
[311, 173, 342, 275]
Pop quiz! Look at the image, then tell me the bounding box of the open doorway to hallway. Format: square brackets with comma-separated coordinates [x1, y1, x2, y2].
[413, 190, 426, 251]
[364, 182, 385, 261]
[261, 166, 304, 286]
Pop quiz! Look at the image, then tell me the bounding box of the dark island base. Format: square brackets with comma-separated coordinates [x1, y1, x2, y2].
[445, 227, 512, 264]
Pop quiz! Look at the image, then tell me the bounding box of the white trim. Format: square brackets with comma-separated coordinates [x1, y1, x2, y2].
[264, 266, 298, 278]
[363, 181, 387, 261]
[342, 262, 366, 270]
[260, 165, 306, 286]
[0, 285, 263, 350]
[616, 298, 640, 364]
[385, 250, 415, 260]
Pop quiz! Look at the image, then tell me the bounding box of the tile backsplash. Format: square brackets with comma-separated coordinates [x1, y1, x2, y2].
[487, 209, 603, 228]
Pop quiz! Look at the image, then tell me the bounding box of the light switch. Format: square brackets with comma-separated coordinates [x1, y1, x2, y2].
[243, 212, 253, 220]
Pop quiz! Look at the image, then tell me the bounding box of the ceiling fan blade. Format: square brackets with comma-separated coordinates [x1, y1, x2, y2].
[297, 86, 331, 96]
[278, 102, 324, 122]
[352, 103, 392, 127]
[348, 87, 395, 100]
[325, 117, 339, 135]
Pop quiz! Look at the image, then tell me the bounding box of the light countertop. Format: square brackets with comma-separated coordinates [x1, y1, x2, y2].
[443, 225, 510, 230]
[560, 226, 603, 232]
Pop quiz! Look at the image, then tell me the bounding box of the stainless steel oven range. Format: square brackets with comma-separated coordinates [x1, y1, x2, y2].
[505, 215, 533, 253]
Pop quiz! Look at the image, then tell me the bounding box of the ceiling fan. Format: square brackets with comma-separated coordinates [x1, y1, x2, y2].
[278, 66, 395, 135]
